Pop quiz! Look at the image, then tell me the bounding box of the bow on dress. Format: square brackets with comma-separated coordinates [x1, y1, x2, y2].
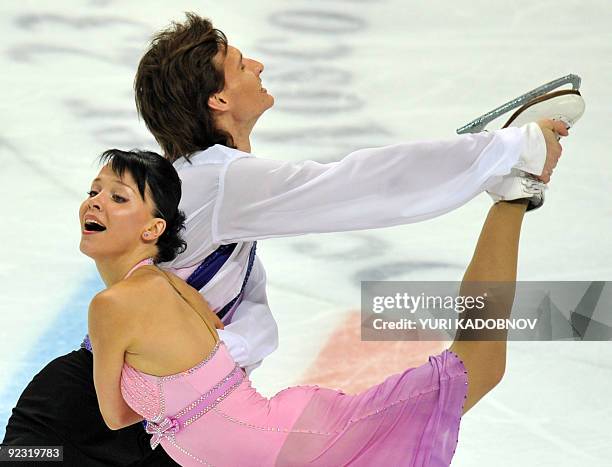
[146, 417, 181, 449]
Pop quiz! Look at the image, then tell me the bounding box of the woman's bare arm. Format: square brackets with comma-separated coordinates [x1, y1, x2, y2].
[449, 200, 527, 414]
[88, 291, 143, 430]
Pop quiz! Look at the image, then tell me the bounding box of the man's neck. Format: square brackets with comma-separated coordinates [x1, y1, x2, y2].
[232, 133, 252, 153]
[215, 115, 256, 153]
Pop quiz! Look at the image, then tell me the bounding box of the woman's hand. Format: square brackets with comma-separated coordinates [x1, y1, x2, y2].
[203, 302, 225, 330]
[184, 284, 225, 330]
[162, 270, 225, 330]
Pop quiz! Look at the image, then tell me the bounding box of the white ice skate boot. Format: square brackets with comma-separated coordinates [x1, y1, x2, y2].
[457, 74, 586, 134]
[457, 76, 585, 211]
[501, 89, 585, 131]
[486, 89, 584, 211]
[486, 169, 547, 211]
[486, 89, 584, 210]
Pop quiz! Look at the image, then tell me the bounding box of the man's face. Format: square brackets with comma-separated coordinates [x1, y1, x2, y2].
[217, 45, 274, 122]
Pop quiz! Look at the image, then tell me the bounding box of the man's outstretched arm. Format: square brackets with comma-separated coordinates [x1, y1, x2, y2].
[214, 124, 546, 243]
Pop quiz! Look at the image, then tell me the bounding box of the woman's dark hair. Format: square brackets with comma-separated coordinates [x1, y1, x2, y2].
[99, 149, 187, 263]
[134, 12, 235, 163]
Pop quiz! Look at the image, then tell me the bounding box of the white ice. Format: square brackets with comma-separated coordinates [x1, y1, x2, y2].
[1, 0, 611, 465]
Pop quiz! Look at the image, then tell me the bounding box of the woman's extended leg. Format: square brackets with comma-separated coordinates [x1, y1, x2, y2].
[449, 199, 529, 413]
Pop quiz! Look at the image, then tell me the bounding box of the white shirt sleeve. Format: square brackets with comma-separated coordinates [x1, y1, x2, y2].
[513, 122, 547, 175]
[214, 124, 546, 243]
[215, 257, 278, 374]
[216, 302, 278, 375]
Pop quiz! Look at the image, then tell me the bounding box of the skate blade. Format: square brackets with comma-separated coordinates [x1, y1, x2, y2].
[456, 74, 582, 134]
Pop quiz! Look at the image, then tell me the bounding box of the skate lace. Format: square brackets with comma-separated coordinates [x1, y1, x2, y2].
[520, 176, 545, 194]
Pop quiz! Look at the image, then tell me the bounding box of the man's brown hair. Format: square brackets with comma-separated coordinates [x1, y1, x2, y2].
[135, 13, 234, 162]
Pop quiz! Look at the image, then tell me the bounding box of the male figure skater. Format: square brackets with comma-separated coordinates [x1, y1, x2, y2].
[3, 12, 568, 466]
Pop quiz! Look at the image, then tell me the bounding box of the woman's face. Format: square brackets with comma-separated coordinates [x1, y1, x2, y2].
[79, 164, 156, 260]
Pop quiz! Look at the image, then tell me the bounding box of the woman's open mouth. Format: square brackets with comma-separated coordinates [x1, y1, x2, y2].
[83, 219, 107, 233]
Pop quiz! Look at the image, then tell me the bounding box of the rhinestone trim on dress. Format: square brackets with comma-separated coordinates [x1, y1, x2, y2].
[144, 360, 244, 451]
[173, 364, 244, 426]
[211, 350, 468, 439]
[160, 341, 222, 382]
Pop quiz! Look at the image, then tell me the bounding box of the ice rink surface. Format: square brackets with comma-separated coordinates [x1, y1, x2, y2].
[1, 0, 611, 465]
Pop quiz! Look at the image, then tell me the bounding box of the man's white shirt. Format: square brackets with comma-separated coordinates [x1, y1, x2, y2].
[162, 123, 546, 373]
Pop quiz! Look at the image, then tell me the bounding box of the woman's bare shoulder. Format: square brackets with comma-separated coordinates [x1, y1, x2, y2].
[90, 268, 171, 315]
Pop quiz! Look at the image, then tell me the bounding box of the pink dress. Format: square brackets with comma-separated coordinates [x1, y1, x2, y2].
[120, 340, 468, 466]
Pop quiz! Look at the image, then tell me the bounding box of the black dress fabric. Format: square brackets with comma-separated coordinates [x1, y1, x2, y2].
[3, 349, 179, 466]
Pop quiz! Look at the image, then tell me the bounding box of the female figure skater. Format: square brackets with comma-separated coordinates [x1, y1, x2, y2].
[84, 142, 561, 466]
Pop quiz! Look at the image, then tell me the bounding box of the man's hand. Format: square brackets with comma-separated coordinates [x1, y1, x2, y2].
[536, 119, 569, 183]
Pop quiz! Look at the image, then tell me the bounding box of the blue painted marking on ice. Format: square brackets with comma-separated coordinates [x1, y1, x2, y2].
[0, 271, 104, 440]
